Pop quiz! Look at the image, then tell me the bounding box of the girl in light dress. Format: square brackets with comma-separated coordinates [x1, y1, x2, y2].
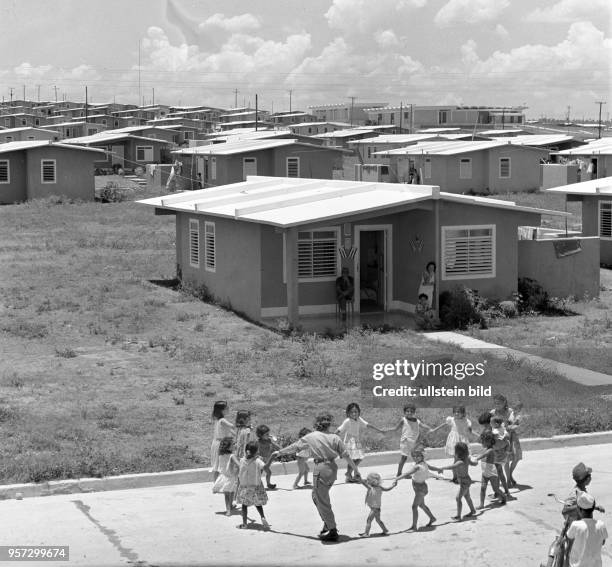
[336, 402, 385, 483]
[490, 394, 523, 487]
[211, 401, 236, 482]
[430, 406, 478, 483]
[235, 410, 252, 459]
[473, 430, 506, 509]
[211, 437, 240, 515]
[388, 404, 433, 476]
[293, 427, 312, 489]
[236, 441, 272, 530]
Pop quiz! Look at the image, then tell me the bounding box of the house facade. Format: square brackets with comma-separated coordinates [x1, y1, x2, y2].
[138, 177, 570, 328]
[0, 127, 59, 143]
[554, 139, 612, 181]
[0, 141, 103, 204]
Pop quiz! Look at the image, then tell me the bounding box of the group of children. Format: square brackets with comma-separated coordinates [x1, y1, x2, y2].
[209, 394, 526, 534]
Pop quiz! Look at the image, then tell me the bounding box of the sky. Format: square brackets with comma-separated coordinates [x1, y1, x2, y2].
[0, 0, 610, 120]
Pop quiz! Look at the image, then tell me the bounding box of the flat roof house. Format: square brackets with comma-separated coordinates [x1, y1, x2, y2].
[172, 139, 346, 190]
[554, 139, 612, 181]
[377, 140, 548, 192]
[0, 127, 60, 143]
[138, 176, 569, 329]
[0, 140, 104, 204]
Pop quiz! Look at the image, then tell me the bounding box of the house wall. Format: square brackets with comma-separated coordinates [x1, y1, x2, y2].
[26, 147, 96, 201]
[272, 146, 339, 179]
[518, 237, 600, 298]
[0, 151, 27, 204]
[541, 164, 579, 189]
[581, 195, 612, 265]
[176, 213, 262, 321]
[487, 146, 546, 193]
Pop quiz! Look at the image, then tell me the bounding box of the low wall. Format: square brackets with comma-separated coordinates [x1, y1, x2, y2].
[541, 163, 579, 189]
[518, 236, 600, 298]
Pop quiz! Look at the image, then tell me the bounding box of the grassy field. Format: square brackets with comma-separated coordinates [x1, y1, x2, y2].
[0, 186, 611, 485]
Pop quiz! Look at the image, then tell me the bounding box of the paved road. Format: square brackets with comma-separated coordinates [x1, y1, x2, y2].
[2, 444, 612, 567]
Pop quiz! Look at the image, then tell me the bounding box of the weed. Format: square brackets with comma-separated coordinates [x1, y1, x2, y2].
[1, 320, 48, 339]
[55, 347, 77, 359]
[2, 372, 25, 388]
[193, 323, 204, 332]
[172, 395, 185, 406]
[176, 311, 196, 322]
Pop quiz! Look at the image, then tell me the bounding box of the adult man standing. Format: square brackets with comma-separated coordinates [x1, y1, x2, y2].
[272, 413, 360, 541]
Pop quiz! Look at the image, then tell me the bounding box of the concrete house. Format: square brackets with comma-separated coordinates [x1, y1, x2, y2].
[0, 140, 103, 204]
[378, 140, 548, 192]
[0, 127, 60, 143]
[288, 122, 351, 136]
[172, 139, 346, 190]
[138, 176, 573, 328]
[545, 176, 612, 265]
[554, 139, 612, 181]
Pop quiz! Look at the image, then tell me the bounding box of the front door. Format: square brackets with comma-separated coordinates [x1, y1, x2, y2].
[354, 226, 391, 313]
[111, 145, 124, 168]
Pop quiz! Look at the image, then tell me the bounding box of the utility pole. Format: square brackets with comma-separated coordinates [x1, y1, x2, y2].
[85, 86, 88, 123]
[288, 89, 292, 113]
[234, 89, 238, 108]
[595, 101, 607, 139]
[138, 39, 142, 107]
[255, 94, 258, 131]
[53, 85, 58, 103]
[152, 87, 155, 106]
[9, 87, 14, 104]
[23, 85, 26, 101]
[37, 84, 41, 102]
[349, 96, 356, 127]
[399, 101, 403, 131]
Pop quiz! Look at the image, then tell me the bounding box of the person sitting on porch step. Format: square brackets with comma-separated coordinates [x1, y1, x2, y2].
[335, 268, 354, 320]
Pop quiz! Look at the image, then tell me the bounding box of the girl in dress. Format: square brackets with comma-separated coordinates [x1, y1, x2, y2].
[473, 430, 506, 509]
[336, 403, 384, 483]
[394, 447, 445, 531]
[430, 406, 478, 483]
[388, 404, 433, 476]
[439, 442, 478, 521]
[356, 472, 397, 537]
[211, 401, 236, 482]
[293, 427, 312, 489]
[255, 425, 281, 490]
[418, 261, 436, 308]
[211, 437, 240, 515]
[236, 441, 272, 530]
[491, 394, 522, 487]
[235, 410, 252, 459]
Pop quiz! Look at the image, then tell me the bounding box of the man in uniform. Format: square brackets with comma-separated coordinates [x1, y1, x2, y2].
[272, 413, 360, 541]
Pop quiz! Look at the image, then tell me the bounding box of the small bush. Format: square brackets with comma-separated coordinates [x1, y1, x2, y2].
[97, 182, 126, 203]
[439, 287, 484, 330]
[517, 277, 548, 313]
[55, 347, 77, 358]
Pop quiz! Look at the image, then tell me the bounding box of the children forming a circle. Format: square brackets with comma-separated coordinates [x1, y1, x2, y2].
[210, 396, 524, 539]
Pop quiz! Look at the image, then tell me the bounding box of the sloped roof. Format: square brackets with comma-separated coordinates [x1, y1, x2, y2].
[544, 176, 612, 195]
[0, 140, 104, 154]
[555, 139, 612, 156]
[138, 176, 565, 228]
[315, 128, 378, 139]
[67, 132, 172, 145]
[172, 138, 344, 156]
[376, 140, 546, 156]
[348, 134, 440, 145]
[490, 134, 575, 146]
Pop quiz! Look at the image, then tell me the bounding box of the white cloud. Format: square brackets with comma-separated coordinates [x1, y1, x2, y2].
[14, 63, 53, 78]
[495, 24, 509, 38]
[199, 13, 260, 33]
[435, 0, 510, 27]
[526, 0, 610, 23]
[375, 30, 400, 49]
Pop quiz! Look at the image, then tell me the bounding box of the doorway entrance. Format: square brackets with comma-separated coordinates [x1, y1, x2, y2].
[354, 226, 392, 313]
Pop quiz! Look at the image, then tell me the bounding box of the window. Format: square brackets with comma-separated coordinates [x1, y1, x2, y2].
[439, 110, 448, 124]
[404, 112, 409, 119]
[424, 158, 432, 179]
[21, 119, 27, 126]
[189, 219, 199, 267]
[204, 221, 216, 272]
[88, 128, 97, 135]
[600, 201, 612, 239]
[210, 157, 217, 180]
[4, 119, 10, 127]
[35, 119, 40, 126]
[296, 229, 338, 280]
[0, 160, 9, 183]
[41, 160, 56, 183]
[5, 136, 12, 142]
[442, 225, 495, 279]
[136, 146, 154, 162]
[499, 157, 511, 178]
[286, 157, 300, 177]
[459, 158, 472, 179]
[243, 157, 257, 180]
[114, 120, 119, 127]
[102, 119, 107, 126]
[390, 113, 395, 124]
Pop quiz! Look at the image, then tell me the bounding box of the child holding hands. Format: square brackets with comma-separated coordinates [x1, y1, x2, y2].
[439, 442, 478, 521]
[211, 437, 240, 515]
[236, 441, 273, 530]
[357, 472, 397, 537]
[388, 404, 433, 476]
[293, 427, 312, 489]
[395, 447, 445, 531]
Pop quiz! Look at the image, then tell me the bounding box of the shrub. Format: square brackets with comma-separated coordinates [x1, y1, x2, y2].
[439, 286, 485, 330]
[518, 277, 548, 313]
[97, 182, 126, 203]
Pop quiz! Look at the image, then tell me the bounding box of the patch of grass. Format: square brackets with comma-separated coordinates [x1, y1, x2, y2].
[55, 347, 77, 359]
[1, 320, 48, 339]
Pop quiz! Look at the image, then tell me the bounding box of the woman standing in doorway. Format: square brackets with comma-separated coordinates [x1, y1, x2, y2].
[418, 261, 436, 309]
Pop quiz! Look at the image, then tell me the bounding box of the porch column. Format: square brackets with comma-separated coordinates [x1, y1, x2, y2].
[284, 227, 299, 328]
[434, 197, 441, 317]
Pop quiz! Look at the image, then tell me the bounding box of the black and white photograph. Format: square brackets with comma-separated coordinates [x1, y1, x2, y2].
[0, 1, 611, 565]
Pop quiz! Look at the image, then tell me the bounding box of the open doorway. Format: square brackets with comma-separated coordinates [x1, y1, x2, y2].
[356, 228, 388, 313]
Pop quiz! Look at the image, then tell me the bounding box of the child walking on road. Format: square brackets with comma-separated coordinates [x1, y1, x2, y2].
[440, 442, 478, 521]
[293, 427, 312, 489]
[395, 448, 445, 531]
[211, 437, 240, 515]
[388, 404, 432, 476]
[357, 472, 397, 537]
[211, 401, 236, 482]
[236, 441, 272, 530]
[235, 410, 252, 459]
[474, 431, 506, 509]
[255, 425, 281, 490]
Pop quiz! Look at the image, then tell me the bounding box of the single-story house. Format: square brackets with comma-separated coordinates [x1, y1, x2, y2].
[288, 121, 351, 136]
[67, 132, 174, 171]
[138, 176, 575, 328]
[171, 139, 347, 189]
[377, 140, 548, 193]
[315, 128, 399, 148]
[554, 139, 612, 181]
[0, 140, 104, 204]
[545, 176, 612, 265]
[0, 127, 60, 143]
[39, 121, 100, 139]
[489, 134, 578, 152]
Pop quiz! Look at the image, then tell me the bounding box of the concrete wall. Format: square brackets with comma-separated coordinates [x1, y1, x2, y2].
[0, 151, 27, 204]
[26, 147, 96, 201]
[272, 146, 339, 179]
[581, 195, 612, 265]
[518, 237, 600, 298]
[176, 213, 262, 321]
[487, 146, 547, 193]
[541, 164, 579, 189]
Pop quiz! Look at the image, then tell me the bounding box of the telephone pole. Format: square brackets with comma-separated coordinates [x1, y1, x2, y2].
[349, 96, 356, 127]
[234, 89, 238, 108]
[288, 89, 292, 112]
[53, 85, 58, 102]
[595, 101, 607, 139]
